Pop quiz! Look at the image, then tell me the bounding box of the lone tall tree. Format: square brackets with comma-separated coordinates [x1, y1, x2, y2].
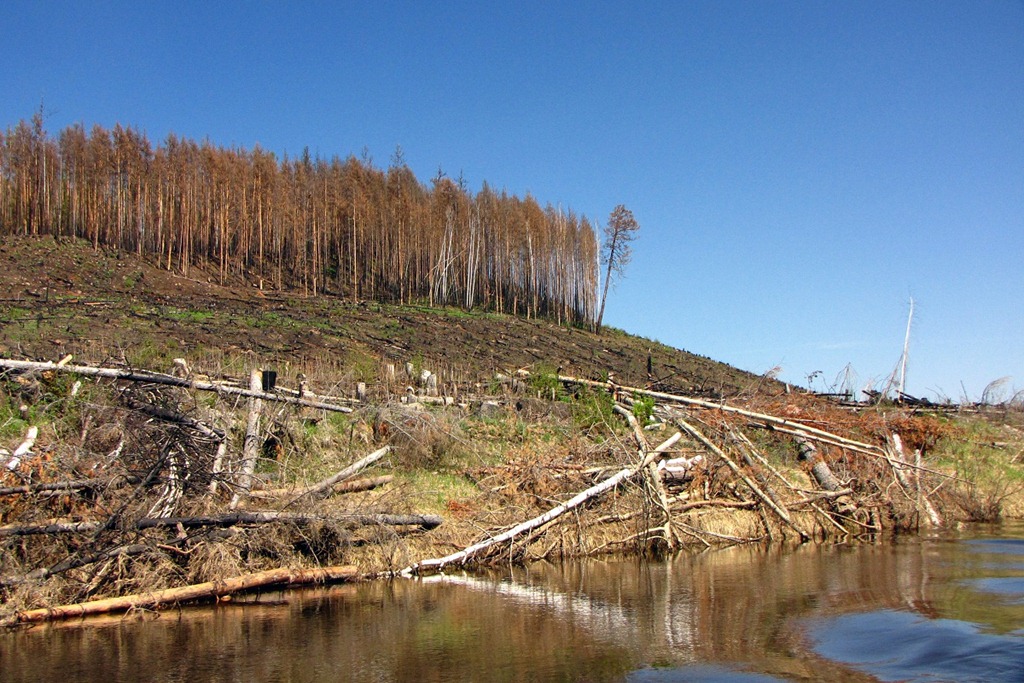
[595, 204, 639, 332]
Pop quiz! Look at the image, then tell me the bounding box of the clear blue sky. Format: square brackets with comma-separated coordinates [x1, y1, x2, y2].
[4, 1, 1022, 402]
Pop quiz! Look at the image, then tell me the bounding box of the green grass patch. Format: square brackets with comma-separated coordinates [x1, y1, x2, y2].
[396, 470, 480, 514]
[164, 308, 215, 324]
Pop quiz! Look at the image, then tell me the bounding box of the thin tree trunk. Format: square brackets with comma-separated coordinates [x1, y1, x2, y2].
[283, 446, 391, 505]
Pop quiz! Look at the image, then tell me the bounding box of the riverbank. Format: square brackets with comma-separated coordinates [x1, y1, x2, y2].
[2, 354, 1021, 627]
[1, 236, 1022, 626]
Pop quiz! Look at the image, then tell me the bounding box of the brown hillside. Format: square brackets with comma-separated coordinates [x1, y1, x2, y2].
[0, 235, 767, 397]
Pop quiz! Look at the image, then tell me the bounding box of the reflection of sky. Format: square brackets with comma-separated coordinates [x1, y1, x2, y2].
[628, 664, 786, 683]
[965, 578, 1024, 605]
[963, 539, 1024, 556]
[809, 609, 1024, 683]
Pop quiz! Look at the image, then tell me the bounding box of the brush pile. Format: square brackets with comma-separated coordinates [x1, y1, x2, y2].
[0, 358, 443, 624]
[1, 358, 1017, 626]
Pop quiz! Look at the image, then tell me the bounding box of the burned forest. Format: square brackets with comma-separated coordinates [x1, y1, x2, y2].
[0, 114, 598, 324]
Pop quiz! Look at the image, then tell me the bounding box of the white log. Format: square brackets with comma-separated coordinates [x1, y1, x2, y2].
[0, 359, 353, 413]
[285, 445, 392, 504]
[4, 425, 38, 472]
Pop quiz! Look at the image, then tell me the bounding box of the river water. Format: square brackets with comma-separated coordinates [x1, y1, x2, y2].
[3, 522, 1022, 682]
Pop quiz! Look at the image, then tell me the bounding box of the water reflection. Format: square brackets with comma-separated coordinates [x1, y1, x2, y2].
[2, 523, 1021, 683]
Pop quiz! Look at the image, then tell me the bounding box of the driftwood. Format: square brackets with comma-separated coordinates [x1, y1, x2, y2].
[401, 431, 683, 575]
[0, 359, 355, 413]
[2, 565, 358, 627]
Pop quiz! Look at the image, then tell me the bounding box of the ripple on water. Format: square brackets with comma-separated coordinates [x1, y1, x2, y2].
[965, 577, 1024, 604]
[627, 664, 787, 683]
[807, 609, 1024, 683]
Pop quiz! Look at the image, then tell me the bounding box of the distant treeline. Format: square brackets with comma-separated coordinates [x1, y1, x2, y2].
[0, 113, 598, 324]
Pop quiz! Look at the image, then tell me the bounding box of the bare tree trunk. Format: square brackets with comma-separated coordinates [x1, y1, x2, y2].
[230, 370, 263, 509]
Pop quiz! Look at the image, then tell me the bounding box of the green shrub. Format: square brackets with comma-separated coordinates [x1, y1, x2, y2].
[631, 392, 655, 426]
[571, 387, 616, 430]
[529, 364, 564, 401]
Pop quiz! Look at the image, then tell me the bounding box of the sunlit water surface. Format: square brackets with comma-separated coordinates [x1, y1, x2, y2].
[3, 522, 1022, 682]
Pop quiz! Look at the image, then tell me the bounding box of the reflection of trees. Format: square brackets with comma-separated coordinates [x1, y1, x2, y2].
[4, 534, 1019, 682]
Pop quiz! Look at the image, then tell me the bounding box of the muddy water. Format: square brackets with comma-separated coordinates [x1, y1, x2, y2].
[3, 523, 1023, 682]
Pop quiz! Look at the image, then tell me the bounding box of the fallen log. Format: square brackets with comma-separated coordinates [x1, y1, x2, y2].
[0, 475, 140, 497]
[795, 437, 845, 492]
[0, 359, 354, 414]
[134, 511, 443, 530]
[3, 565, 359, 627]
[401, 431, 683, 576]
[251, 475, 393, 499]
[3, 425, 38, 472]
[0, 510, 442, 536]
[0, 520, 104, 537]
[285, 445, 392, 505]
